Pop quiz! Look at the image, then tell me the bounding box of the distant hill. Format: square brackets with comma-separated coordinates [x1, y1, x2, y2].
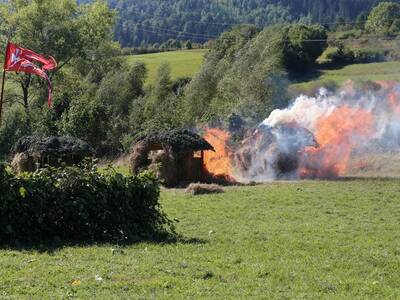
[80, 0, 400, 47]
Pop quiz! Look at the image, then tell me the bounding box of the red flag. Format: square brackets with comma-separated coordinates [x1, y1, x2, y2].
[4, 43, 57, 107]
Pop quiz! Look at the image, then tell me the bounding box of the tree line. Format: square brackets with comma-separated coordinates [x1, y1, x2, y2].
[79, 0, 400, 47]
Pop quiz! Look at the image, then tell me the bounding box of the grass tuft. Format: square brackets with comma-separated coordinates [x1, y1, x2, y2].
[185, 183, 224, 195]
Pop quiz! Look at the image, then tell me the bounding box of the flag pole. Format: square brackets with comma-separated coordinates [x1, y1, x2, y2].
[0, 68, 6, 126]
[0, 42, 8, 126]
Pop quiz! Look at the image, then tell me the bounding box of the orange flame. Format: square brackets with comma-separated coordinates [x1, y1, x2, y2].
[388, 92, 400, 116]
[203, 128, 234, 177]
[300, 106, 374, 178]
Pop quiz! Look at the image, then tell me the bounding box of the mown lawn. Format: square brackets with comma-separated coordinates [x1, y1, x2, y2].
[1, 180, 400, 298]
[126, 49, 207, 85]
[292, 61, 400, 93]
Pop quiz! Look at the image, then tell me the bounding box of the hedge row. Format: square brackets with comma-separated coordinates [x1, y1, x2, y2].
[0, 162, 173, 244]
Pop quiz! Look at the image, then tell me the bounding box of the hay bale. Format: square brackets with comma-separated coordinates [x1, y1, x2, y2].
[185, 183, 224, 195]
[234, 122, 317, 179]
[11, 152, 36, 173]
[148, 150, 179, 187]
[13, 136, 94, 159]
[134, 129, 214, 153]
[129, 140, 151, 174]
[11, 136, 95, 173]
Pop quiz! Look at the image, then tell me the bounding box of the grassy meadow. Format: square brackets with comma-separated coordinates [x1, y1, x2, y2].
[292, 61, 400, 93]
[125, 50, 400, 93]
[126, 49, 207, 85]
[1, 179, 400, 298]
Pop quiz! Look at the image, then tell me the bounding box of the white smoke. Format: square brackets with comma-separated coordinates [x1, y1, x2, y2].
[234, 81, 400, 181]
[263, 88, 336, 132]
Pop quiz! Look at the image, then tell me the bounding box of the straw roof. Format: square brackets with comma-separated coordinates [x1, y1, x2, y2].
[13, 136, 94, 158]
[135, 129, 214, 152]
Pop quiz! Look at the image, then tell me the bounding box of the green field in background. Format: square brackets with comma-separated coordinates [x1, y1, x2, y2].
[292, 61, 400, 93]
[126, 49, 207, 85]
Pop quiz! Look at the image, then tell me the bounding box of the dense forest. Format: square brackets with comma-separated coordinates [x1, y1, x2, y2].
[79, 0, 400, 46]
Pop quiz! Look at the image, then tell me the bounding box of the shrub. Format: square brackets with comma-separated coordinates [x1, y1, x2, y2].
[336, 30, 362, 40]
[185, 183, 224, 195]
[0, 105, 31, 157]
[0, 161, 173, 244]
[318, 46, 385, 66]
[352, 48, 386, 63]
[317, 46, 354, 65]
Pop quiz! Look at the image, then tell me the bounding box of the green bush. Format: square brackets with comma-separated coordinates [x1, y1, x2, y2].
[318, 46, 385, 66]
[317, 46, 353, 65]
[336, 30, 363, 40]
[0, 161, 173, 244]
[0, 106, 31, 157]
[352, 48, 386, 63]
[365, 2, 400, 36]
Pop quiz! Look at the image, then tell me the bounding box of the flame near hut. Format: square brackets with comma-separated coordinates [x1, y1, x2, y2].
[129, 130, 215, 187]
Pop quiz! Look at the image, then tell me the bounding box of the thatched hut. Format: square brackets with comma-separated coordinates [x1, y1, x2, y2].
[11, 136, 95, 173]
[129, 130, 214, 187]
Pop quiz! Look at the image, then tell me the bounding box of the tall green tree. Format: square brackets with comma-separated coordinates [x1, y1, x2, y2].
[184, 25, 289, 126]
[61, 62, 147, 153]
[143, 63, 184, 131]
[0, 0, 119, 156]
[365, 2, 400, 35]
[0, 0, 116, 110]
[282, 24, 328, 72]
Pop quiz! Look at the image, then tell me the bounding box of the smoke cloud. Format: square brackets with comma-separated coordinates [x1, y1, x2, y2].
[204, 81, 400, 181]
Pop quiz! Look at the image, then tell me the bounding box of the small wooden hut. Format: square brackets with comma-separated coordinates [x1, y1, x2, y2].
[11, 136, 95, 173]
[129, 130, 214, 187]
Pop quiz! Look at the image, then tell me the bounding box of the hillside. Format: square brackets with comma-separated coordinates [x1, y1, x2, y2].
[292, 61, 400, 94]
[79, 0, 399, 47]
[126, 49, 207, 85]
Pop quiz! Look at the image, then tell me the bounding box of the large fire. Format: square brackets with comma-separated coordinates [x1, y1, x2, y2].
[203, 128, 234, 177]
[201, 81, 400, 181]
[388, 91, 400, 116]
[300, 106, 375, 178]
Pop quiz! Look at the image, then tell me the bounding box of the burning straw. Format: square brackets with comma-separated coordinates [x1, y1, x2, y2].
[202, 81, 400, 182]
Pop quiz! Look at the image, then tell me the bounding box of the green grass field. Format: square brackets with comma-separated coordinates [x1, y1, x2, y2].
[292, 61, 400, 93]
[126, 51, 400, 90]
[2, 180, 400, 298]
[126, 49, 207, 85]
[125, 50, 400, 92]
